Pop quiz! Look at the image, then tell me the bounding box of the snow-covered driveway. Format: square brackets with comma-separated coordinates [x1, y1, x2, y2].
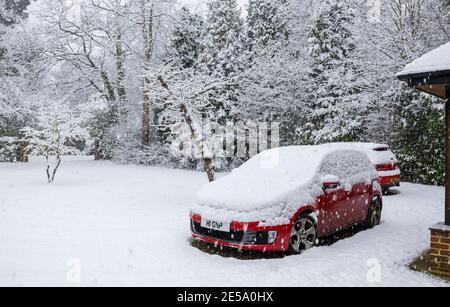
[0, 159, 448, 286]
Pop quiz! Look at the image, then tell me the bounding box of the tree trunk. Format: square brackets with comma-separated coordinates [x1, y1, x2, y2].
[16, 140, 28, 162]
[203, 158, 215, 183]
[180, 103, 215, 182]
[158, 76, 216, 182]
[142, 90, 151, 145]
[116, 34, 127, 104]
[51, 154, 62, 183]
[94, 139, 102, 161]
[141, 1, 154, 146]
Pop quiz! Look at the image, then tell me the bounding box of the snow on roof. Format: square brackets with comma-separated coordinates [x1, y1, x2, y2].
[193, 145, 379, 224]
[397, 42, 450, 77]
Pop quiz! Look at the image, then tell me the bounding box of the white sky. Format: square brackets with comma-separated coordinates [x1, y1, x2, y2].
[27, 0, 250, 19]
[179, 0, 249, 16]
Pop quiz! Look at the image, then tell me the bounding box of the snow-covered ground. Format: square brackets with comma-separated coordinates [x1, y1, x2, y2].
[0, 158, 448, 287]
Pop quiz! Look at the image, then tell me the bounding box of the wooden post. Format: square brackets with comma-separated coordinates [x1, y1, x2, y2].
[446, 85, 450, 226]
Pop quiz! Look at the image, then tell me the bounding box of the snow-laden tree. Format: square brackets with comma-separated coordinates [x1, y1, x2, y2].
[28, 0, 177, 152]
[0, 0, 41, 162]
[389, 85, 445, 185]
[239, 44, 308, 146]
[143, 60, 228, 181]
[354, 0, 449, 184]
[239, 0, 315, 146]
[199, 0, 244, 124]
[302, 0, 366, 144]
[20, 97, 89, 183]
[245, 0, 289, 54]
[170, 7, 204, 69]
[0, 0, 31, 26]
[140, 0, 177, 146]
[29, 0, 132, 159]
[2, 0, 448, 186]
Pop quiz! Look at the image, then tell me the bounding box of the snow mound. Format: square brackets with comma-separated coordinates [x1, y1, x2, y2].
[397, 42, 450, 77]
[193, 145, 379, 225]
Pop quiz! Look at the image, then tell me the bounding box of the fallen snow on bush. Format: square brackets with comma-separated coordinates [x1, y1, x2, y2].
[0, 159, 448, 286]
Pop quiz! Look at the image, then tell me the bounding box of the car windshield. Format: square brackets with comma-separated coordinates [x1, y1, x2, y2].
[233, 146, 326, 187]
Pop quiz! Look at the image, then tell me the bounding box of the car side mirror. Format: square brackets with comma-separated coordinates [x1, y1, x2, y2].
[321, 175, 341, 193]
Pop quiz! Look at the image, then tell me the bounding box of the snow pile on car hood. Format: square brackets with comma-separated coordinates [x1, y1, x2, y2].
[192, 145, 379, 225]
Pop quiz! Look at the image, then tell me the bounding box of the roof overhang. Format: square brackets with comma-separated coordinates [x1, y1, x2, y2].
[397, 70, 450, 99]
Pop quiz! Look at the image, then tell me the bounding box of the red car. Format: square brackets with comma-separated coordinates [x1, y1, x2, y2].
[365, 144, 400, 193]
[190, 145, 383, 254]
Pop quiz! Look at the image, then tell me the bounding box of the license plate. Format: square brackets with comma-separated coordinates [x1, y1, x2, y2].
[201, 219, 231, 232]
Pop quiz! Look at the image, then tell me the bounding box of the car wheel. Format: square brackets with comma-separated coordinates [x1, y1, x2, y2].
[288, 214, 317, 254]
[366, 197, 382, 229]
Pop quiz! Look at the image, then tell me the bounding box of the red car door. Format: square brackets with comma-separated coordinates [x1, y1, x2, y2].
[349, 183, 372, 224]
[317, 188, 349, 236]
[338, 186, 357, 228]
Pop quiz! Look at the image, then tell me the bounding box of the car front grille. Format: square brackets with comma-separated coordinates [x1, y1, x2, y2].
[191, 222, 269, 245]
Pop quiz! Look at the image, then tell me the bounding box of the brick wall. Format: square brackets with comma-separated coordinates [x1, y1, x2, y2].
[430, 229, 450, 277]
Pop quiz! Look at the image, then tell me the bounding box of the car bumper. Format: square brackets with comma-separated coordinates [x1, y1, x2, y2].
[379, 174, 401, 188]
[190, 215, 291, 252]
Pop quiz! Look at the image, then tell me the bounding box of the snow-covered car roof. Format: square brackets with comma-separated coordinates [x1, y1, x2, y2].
[193, 145, 379, 225]
[328, 142, 398, 165]
[396, 42, 450, 77]
[331, 142, 389, 150]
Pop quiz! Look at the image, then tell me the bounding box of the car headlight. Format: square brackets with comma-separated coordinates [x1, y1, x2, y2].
[268, 231, 277, 244]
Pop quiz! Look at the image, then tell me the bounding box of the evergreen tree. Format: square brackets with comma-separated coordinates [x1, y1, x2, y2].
[171, 7, 204, 69]
[0, 0, 31, 26]
[392, 85, 445, 185]
[303, 0, 365, 144]
[1, 0, 32, 61]
[199, 0, 244, 123]
[246, 0, 289, 53]
[0, 0, 34, 162]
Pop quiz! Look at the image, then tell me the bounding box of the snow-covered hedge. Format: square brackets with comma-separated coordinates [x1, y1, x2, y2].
[392, 91, 445, 186]
[0, 136, 17, 162]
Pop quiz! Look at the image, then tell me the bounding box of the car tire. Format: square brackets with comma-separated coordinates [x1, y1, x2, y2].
[288, 214, 317, 255]
[365, 197, 382, 229]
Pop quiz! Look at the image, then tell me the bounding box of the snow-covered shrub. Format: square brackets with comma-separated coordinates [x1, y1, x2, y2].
[392, 90, 445, 185]
[0, 136, 17, 162]
[113, 142, 183, 168]
[21, 103, 89, 183]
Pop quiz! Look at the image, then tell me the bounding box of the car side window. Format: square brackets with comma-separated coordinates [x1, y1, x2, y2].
[318, 151, 369, 187]
[319, 151, 349, 180]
